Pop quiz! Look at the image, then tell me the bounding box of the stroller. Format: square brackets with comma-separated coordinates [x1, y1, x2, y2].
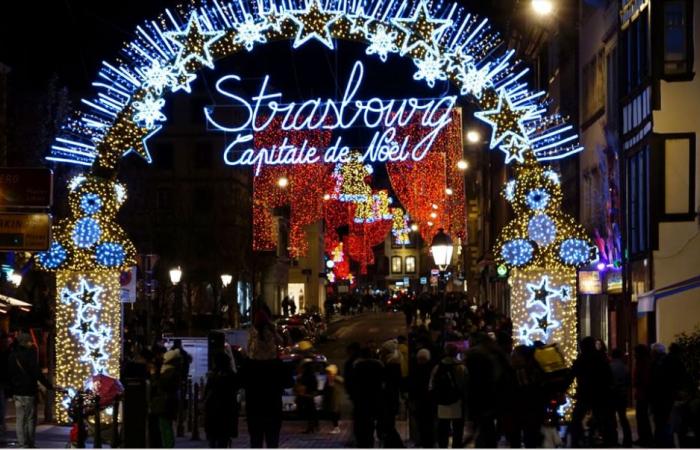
[67, 375, 124, 448]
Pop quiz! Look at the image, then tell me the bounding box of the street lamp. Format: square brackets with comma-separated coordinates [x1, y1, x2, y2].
[169, 266, 182, 285]
[277, 176, 289, 188]
[466, 129, 481, 144]
[430, 228, 453, 271]
[9, 271, 22, 287]
[220, 274, 232, 287]
[456, 159, 469, 171]
[410, 223, 419, 232]
[531, 0, 554, 16]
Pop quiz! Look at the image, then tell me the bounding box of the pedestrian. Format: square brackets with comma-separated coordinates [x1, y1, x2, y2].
[151, 349, 181, 448]
[430, 343, 467, 448]
[378, 340, 404, 448]
[290, 299, 297, 316]
[243, 309, 285, 448]
[397, 335, 409, 381]
[465, 333, 500, 448]
[569, 336, 617, 447]
[7, 333, 58, 449]
[204, 352, 240, 447]
[408, 348, 436, 448]
[323, 364, 344, 434]
[509, 345, 545, 448]
[349, 346, 384, 448]
[609, 348, 633, 446]
[633, 344, 653, 446]
[282, 296, 290, 317]
[296, 359, 320, 434]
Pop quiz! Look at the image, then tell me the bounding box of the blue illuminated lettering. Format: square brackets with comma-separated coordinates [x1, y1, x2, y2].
[205, 60, 457, 173]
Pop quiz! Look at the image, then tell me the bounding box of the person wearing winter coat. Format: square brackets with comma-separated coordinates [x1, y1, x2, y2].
[408, 348, 436, 448]
[243, 309, 286, 448]
[348, 346, 384, 448]
[429, 343, 468, 448]
[150, 350, 181, 448]
[204, 352, 240, 447]
[378, 340, 405, 448]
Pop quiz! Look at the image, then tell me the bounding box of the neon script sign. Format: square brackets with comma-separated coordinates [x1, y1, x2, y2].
[205, 60, 457, 174]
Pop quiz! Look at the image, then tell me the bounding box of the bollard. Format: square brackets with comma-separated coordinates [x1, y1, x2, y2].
[111, 398, 121, 448]
[94, 395, 102, 448]
[186, 378, 193, 432]
[76, 394, 86, 449]
[190, 383, 200, 441]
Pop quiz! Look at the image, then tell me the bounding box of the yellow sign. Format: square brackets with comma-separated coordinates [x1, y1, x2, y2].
[0, 213, 51, 251]
[579, 270, 602, 294]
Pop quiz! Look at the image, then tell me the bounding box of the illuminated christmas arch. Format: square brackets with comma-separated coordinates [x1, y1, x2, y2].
[36, 0, 587, 422]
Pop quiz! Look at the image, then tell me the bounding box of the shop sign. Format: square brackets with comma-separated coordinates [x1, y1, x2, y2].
[579, 270, 602, 295]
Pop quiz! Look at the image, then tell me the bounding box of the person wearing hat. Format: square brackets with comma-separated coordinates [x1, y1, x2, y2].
[150, 349, 182, 448]
[8, 332, 56, 448]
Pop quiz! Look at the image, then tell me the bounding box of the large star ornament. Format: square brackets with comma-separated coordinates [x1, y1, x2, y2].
[392, 1, 451, 56]
[289, 0, 341, 50]
[166, 14, 225, 70]
[475, 91, 531, 149]
[120, 124, 162, 163]
[526, 276, 556, 308]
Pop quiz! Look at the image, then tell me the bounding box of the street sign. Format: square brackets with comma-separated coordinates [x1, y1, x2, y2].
[0, 213, 51, 251]
[0, 168, 53, 208]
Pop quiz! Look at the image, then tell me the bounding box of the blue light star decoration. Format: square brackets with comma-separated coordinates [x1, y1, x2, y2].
[61, 278, 113, 375]
[166, 14, 225, 70]
[391, 1, 451, 56]
[288, 0, 340, 50]
[518, 275, 571, 345]
[499, 135, 530, 164]
[475, 90, 534, 149]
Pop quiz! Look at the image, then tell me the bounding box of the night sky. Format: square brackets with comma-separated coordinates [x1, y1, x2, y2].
[0, 0, 512, 93]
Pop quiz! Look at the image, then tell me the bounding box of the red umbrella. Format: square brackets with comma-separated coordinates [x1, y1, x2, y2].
[87, 374, 124, 409]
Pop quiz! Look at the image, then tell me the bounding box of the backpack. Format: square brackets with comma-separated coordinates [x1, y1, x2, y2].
[433, 362, 461, 405]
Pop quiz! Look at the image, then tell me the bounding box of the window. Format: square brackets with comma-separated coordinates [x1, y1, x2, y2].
[606, 46, 619, 130]
[626, 146, 649, 254]
[193, 142, 213, 169]
[391, 256, 402, 274]
[153, 143, 174, 170]
[663, 0, 693, 77]
[660, 134, 696, 217]
[582, 49, 605, 124]
[621, 9, 649, 95]
[405, 256, 416, 274]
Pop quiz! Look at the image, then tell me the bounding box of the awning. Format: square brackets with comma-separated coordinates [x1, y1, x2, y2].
[637, 274, 700, 313]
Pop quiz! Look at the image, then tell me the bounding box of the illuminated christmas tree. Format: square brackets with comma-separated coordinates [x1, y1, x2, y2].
[495, 150, 597, 414]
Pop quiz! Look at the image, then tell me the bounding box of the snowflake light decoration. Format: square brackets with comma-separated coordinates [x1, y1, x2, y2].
[413, 54, 447, 87]
[141, 60, 176, 95]
[132, 93, 166, 129]
[366, 24, 399, 62]
[233, 16, 268, 51]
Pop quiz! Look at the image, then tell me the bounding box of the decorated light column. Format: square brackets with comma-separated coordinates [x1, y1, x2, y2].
[36, 175, 136, 423]
[495, 151, 597, 412]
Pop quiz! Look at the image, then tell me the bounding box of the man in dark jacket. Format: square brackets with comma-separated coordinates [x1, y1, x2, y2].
[8, 333, 55, 448]
[349, 346, 384, 448]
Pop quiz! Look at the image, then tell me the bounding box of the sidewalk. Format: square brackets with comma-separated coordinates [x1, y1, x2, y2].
[0, 419, 409, 448]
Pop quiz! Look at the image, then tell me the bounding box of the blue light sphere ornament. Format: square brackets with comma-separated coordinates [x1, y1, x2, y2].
[528, 214, 557, 246]
[526, 189, 550, 210]
[37, 242, 68, 269]
[72, 218, 102, 248]
[95, 242, 126, 267]
[559, 239, 591, 265]
[501, 239, 534, 266]
[80, 193, 103, 215]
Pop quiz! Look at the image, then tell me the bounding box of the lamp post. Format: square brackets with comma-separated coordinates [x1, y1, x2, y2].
[431, 228, 453, 317]
[220, 274, 232, 328]
[169, 267, 183, 335]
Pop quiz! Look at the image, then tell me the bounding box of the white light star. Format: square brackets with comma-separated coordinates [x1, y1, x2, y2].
[288, 0, 341, 50]
[474, 90, 533, 149]
[391, 1, 451, 56]
[166, 13, 225, 70]
[499, 135, 530, 164]
[365, 24, 399, 62]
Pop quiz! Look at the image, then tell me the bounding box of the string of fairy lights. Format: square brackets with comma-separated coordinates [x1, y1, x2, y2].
[37, 0, 593, 423]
